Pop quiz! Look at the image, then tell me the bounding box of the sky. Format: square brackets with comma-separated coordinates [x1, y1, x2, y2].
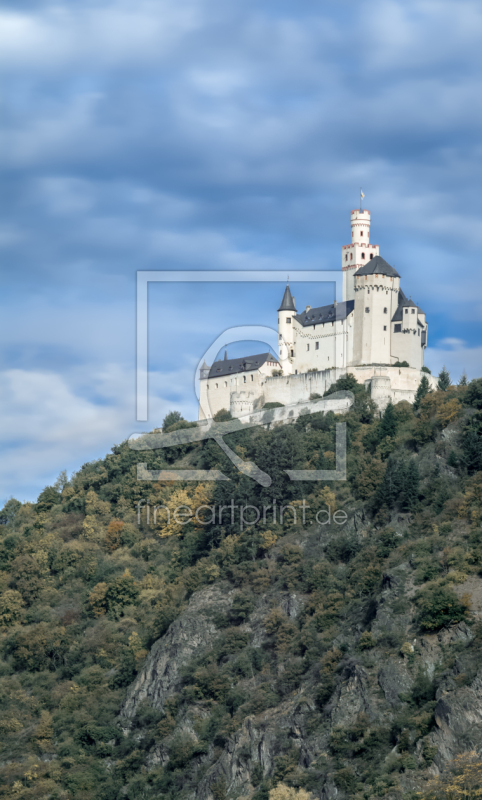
[1, 0, 482, 504]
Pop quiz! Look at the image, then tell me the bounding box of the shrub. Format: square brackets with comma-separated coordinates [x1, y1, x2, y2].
[415, 582, 470, 631]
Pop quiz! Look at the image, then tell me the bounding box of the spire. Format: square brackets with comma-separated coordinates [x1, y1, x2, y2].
[224, 346, 227, 361]
[278, 282, 297, 312]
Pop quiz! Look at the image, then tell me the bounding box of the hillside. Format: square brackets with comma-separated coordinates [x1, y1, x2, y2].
[1, 374, 482, 800]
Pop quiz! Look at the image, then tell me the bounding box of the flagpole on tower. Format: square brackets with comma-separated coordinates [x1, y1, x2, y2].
[360, 188, 365, 211]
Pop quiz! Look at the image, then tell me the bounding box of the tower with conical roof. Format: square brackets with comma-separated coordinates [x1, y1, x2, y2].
[342, 209, 380, 303]
[277, 282, 296, 374]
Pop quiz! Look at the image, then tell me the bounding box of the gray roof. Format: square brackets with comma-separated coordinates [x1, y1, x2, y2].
[206, 352, 278, 379]
[278, 283, 297, 312]
[355, 255, 400, 278]
[294, 299, 354, 327]
[391, 288, 424, 322]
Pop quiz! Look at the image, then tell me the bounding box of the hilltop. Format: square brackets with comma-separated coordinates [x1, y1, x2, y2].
[1, 374, 482, 800]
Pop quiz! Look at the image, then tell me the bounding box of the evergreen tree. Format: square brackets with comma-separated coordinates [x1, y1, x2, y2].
[378, 401, 397, 440]
[413, 375, 431, 411]
[162, 410, 183, 431]
[459, 371, 468, 386]
[462, 425, 482, 474]
[437, 365, 451, 392]
[401, 460, 419, 511]
[465, 378, 482, 409]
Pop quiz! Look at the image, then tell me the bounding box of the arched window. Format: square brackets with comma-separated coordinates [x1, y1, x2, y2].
[370, 253, 373, 260]
[350, 253, 353, 261]
[361, 252, 365, 259]
[345, 254, 348, 262]
[360, 231, 363, 237]
[383, 307, 387, 313]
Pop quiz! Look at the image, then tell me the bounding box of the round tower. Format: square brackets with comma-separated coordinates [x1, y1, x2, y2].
[278, 282, 296, 374]
[342, 209, 379, 303]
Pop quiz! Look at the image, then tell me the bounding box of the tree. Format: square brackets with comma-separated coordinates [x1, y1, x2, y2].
[465, 378, 482, 409]
[36, 485, 61, 513]
[162, 410, 183, 431]
[0, 497, 21, 526]
[437, 365, 451, 392]
[459, 372, 468, 386]
[269, 785, 313, 800]
[402, 460, 420, 511]
[422, 751, 482, 800]
[413, 375, 432, 411]
[416, 582, 469, 631]
[378, 401, 398, 440]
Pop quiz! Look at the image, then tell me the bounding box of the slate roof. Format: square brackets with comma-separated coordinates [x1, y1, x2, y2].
[355, 255, 400, 278]
[206, 352, 278, 379]
[278, 284, 297, 312]
[391, 288, 425, 322]
[294, 300, 354, 327]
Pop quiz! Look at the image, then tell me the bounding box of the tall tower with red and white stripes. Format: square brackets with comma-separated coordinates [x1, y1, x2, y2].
[342, 209, 379, 302]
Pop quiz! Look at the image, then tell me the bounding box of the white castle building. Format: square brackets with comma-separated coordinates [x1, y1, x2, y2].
[199, 208, 435, 419]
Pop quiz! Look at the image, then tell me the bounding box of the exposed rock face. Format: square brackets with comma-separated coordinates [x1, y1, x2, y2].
[431, 670, 482, 764]
[378, 658, 413, 707]
[120, 585, 234, 720]
[330, 661, 371, 726]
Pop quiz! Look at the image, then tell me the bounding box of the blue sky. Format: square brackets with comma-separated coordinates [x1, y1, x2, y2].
[1, 0, 482, 503]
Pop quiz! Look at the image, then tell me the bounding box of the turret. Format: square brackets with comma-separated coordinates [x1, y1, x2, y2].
[277, 283, 296, 374]
[352, 256, 400, 365]
[342, 209, 379, 303]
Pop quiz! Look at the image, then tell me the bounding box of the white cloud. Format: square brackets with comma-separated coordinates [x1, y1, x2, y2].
[0, 363, 198, 505]
[425, 340, 482, 382]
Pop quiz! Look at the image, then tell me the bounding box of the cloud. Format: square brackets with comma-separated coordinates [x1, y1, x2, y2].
[0, 363, 198, 505]
[1, 0, 482, 502]
[425, 339, 482, 382]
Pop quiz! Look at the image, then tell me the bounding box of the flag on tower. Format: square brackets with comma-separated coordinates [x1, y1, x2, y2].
[360, 189, 365, 211]
[360, 191, 365, 199]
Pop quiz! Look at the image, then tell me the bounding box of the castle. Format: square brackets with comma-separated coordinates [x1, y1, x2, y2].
[199, 208, 436, 419]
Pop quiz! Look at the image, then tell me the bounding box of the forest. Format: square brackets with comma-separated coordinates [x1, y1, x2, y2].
[1, 370, 482, 800]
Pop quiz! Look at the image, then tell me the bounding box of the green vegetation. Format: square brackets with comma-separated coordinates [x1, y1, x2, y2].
[0, 375, 481, 799]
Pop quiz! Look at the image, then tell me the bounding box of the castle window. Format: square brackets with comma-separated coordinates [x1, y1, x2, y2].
[365, 307, 370, 313]
[286, 317, 291, 323]
[215, 383, 218, 388]
[411, 308, 415, 314]
[243, 376, 247, 383]
[394, 324, 401, 332]
[306, 344, 310, 351]
[360, 231, 363, 237]
[361, 252, 365, 259]
[350, 253, 353, 260]
[315, 342, 319, 350]
[290, 349, 294, 357]
[224, 381, 227, 387]
[383, 307, 387, 313]
[370, 253, 373, 259]
[279, 334, 282, 340]
[251, 374, 254, 381]
[405, 308, 408, 314]
[383, 325, 387, 331]
[345, 254, 348, 261]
